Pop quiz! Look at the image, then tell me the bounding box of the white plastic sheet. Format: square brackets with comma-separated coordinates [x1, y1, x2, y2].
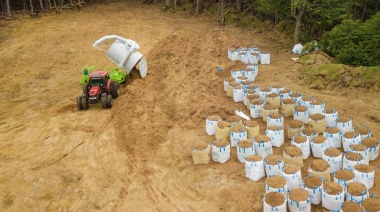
[292, 44, 304, 54]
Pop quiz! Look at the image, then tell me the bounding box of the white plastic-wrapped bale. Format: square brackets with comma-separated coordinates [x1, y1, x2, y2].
[310, 135, 329, 158]
[211, 139, 230, 163]
[322, 148, 342, 173]
[323, 127, 342, 148]
[283, 146, 303, 167]
[245, 155, 265, 181]
[323, 108, 338, 128]
[237, 139, 255, 163]
[361, 137, 379, 161]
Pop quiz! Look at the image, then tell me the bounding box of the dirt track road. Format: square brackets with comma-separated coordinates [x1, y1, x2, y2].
[0, 2, 379, 211]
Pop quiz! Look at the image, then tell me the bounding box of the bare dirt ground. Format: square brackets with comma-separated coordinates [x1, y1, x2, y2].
[0, 1, 379, 211]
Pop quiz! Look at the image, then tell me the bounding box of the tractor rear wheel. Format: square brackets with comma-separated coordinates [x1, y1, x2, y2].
[106, 94, 112, 108]
[80, 95, 89, 110]
[83, 83, 89, 94]
[110, 81, 120, 98]
[77, 96, 83, 110]
[101, 94, 107, 109]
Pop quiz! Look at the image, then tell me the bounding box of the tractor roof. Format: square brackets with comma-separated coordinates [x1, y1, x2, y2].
[89, 70, 108, 78]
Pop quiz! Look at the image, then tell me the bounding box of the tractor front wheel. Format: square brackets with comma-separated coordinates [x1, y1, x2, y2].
[80, 95, 89, 110]
[110, 81, 120, 99]
[83, 83, 89, 95]
[77, 96, 83, 110]
[106, 94, 112, 108]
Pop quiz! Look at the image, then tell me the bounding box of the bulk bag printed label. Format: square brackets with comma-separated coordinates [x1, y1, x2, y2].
[211, 139, 230, 163]
[245, 155, 265, 181]
[205, 115, 222, 136]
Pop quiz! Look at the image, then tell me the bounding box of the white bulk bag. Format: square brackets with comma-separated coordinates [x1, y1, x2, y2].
[349, 145, 369, 165]
[245, 156, 265, 181]
[267, 114, 284, 128]
[239, 52, 249, 64]
[310, 136, 329, 158]
[308, 102, 325, 115]
[323, 109, 338, 128]
[250, 100, 264, 118]
[266, 127, 284, 148]
[342, 132, 362, 152]
[247, 64, 259, 77]
[322, 185, 345, 211]
[211, 141, 230, 163]
[242, 69, 256, 82]
[293, 106, 309, 124]
[254, 136, 273, 158]
[248, 53, 260, 64]
[260, 53, 271, 65]
[237, 143, 256, 163]
[263, 193, 287, 212]
[281, 165, 302, 191]
[353, 165, 375, 189]
[230, 128, 248, 147]
[233, 86, 244, 102]
[205, 115, 222, 136]
[292, 44, 304, 54]
[229, 49, 239, 61]
[323, 129, 342, 149]
[337, 118, 353, 134]
[302, 176, 323, 205]
[322, 150, 342, 173]
[288, 197, 311, 212]
[264, 156, 284, 176]
[231, 69, 243, 80]
[343, 153, 364, 171]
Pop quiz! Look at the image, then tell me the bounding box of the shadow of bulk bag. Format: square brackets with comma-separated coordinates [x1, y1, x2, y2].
[212, 139, 230, 163]
[245, 155, 265, 181]
[215, 121, 231, 141]
[192, 141, 211, 165]
[205, 115, 222, 136]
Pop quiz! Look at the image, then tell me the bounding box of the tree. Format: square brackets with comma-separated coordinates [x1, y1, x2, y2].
[291, 0, 307, 44]
[6, 0, 11, 16]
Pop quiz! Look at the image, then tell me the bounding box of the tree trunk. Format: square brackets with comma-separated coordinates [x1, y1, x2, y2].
[220, 0, 225, 24]
[46, 0, 52, 11]
[291, 0, 307, 44]
[195, 0, 200, 16]
[39, 0, 45, 11]
[5, 0, 10, 16]
[294, 16, 301, 44]
[361, 0, 368, 22]
[236, 0, 241, 12]
[165, 0, 170, 8]
[30, 0, 34, 13]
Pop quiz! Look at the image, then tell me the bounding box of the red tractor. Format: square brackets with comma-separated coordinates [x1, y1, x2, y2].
[77, 70, 120, 110]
